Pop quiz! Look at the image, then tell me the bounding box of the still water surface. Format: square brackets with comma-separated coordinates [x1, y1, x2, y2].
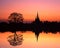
[0, 31, 60, 48]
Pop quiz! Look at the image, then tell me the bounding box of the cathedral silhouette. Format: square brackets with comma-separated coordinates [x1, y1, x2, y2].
[32, 12, 41, 40]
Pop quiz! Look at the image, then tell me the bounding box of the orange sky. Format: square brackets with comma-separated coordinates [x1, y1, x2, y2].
[0, 0, 60, 21]
[0, 32, 60, 48]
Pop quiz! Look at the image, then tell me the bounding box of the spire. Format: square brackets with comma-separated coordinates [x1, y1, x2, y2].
[36, 12, 39, 19]
[35, 12, 40, 22]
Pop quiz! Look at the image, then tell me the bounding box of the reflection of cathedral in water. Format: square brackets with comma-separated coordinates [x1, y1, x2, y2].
[32, 12, 41, 41]
[7, 32, 23, 46]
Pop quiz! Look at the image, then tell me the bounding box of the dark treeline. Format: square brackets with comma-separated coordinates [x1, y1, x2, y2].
[0, 21, 60, 33]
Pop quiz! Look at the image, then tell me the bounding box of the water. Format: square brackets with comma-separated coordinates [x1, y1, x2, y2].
[0, 31, 60, 48]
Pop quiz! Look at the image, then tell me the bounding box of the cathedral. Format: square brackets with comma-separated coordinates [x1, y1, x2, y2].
[35, 12, 40, 23]
[32, 12, 41, 41]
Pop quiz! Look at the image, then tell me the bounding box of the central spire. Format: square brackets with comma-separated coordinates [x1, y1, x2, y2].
[35, 12, 40, 22]
[37, 12, 39, 18]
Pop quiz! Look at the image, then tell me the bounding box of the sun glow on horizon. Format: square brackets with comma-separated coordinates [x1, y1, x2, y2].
[0, 0, 60, 21]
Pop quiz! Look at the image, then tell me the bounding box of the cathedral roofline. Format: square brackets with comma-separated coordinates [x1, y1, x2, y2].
[35, 12, 40, 21]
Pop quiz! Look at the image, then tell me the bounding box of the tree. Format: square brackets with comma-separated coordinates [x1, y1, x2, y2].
[8, 12, 23, 23]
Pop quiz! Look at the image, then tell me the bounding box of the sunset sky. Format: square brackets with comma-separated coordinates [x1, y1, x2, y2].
[0, 0, 60, 21]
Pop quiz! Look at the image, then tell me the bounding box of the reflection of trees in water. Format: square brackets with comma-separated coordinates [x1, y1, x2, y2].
[7, 12, 24, 46]
[7, 32, 23, 46]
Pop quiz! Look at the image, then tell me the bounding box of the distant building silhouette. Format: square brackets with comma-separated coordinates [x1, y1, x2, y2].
[32, 12, 41, 41]
[35, 12, 40, 23]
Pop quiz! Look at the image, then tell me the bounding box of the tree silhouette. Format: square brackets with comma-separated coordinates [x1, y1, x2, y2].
[7, 12, 24, 46]
[8, 12, 23, 23]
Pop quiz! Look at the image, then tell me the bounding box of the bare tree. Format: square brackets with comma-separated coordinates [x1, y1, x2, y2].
[8, 12, 23, 23]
